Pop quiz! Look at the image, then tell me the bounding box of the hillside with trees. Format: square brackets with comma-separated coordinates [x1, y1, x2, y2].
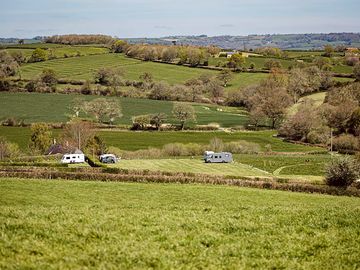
[126, 33, 360, 50]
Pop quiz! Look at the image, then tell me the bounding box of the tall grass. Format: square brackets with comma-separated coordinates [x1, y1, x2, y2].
[0, 179, 359, 268]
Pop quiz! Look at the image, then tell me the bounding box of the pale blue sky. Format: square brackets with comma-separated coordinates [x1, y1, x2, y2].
[1, 0, 359, 38]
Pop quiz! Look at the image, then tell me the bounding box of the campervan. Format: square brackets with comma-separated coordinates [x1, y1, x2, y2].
[99, 154, 118, 163]
[61, 153, 85, 164]
[203, 151, 232, 163]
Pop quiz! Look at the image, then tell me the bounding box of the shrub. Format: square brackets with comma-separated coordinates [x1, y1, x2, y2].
[162, 143, 188, 156]
[224, 140, 260, 154]
[0, 79, 11, 91]
[194, 123, 220, 131]
[0, 137, 21, 161]
[29, 123, 52, 154]
[25, 80, 37, 92]
[80, 80, 92, 95]
[184, 143, 205, 156]
[94, 67, 123, 87]
[306, 126, 330, 145]
[131, 114, 151, 130]
[332, 134, 359, 152]
[28, 48, 47, 62]
[208, 137, 224, 152]
[40, 69, 58, 87]
[2, 117, 17, 127]
[111, 147, 163, 159]
[325, 156, 358, 187]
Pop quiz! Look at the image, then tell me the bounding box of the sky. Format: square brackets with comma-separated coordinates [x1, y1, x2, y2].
[1, 0, 359, 38]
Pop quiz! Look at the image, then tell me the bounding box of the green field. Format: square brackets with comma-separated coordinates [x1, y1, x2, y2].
[208, 56, 295, 70]
[1, 179, 359, 269]
[6, 46, 109, 60]
[99, 130, 323, 152]
[113, 159, 270, 177]
[0, 126, 323, 153]
[289, 92, 326, 115]
[0, 92, 248, 127]
[234, 154, 331, 176]
[111, 157, 327, 180]
[18, 53, 267, 89]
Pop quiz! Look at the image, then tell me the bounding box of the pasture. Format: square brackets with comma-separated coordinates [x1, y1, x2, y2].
[1, 179, 359, 269]
[0, 92, 248, 127]
[18, 53, 268, 89]
[6, 46, 109, 60]
[234, 154, 331, 176]
[0, 126, 323, 153]
[288, 92, 326, 115]
[208, 56, 295, 70]
[111, 157, 328, 180]
[112, 159, 270, 178]
[99, 130, 322, 152]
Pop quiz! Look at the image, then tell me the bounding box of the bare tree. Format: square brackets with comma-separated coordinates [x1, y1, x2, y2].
[60, 120, 95, 150]
[248, 79, 292, 129]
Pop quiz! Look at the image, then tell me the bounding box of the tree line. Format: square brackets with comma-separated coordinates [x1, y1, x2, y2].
[45, 34, 113, 45]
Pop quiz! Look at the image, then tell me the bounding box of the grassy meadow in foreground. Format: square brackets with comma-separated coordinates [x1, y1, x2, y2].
[0, 179, 359, 269]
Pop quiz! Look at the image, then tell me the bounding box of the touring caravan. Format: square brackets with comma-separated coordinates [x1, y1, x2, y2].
[61, 153, 85, 164]
[203, 151, 233, 163]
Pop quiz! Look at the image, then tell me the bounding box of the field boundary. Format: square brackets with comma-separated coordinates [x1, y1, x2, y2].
[0, 166, 359, 197]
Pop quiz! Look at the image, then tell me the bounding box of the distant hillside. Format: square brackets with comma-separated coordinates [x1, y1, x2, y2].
[2, 32, 360, 50]
[0, 37, 42, 45]
[125, 33, 360, 50]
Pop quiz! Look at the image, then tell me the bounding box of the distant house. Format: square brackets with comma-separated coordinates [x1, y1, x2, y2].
[218, 51, 237, 58]
[218, 51, 256, 58]
[226, 52, 236, 58]
[345, 47, 359, 56]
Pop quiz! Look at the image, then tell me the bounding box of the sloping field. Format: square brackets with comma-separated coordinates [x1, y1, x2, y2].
[19, 53, 267, 89]
[6, 46, 109, 60]
[208, 56, 295, 69]
[112, 159, 270, 177]
[1, 179, 359, 269]
[288, 92, 326, 115]
[235, 154, 330, 176]
[0, 92, 248, 127]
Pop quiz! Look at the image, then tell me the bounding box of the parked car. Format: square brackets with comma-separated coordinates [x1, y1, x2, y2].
[203, 151, 232, 163]
[99, 154, 118, 163]
[61, 153, 85, 164]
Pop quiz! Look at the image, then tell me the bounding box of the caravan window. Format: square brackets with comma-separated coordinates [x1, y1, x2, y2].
[219, 156, 222, 159]
[66, 156, 70, 160]
[215, 155, 218, 158]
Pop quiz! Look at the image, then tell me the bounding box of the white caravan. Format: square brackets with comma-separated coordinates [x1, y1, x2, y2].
[61, 153, 85, 164]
